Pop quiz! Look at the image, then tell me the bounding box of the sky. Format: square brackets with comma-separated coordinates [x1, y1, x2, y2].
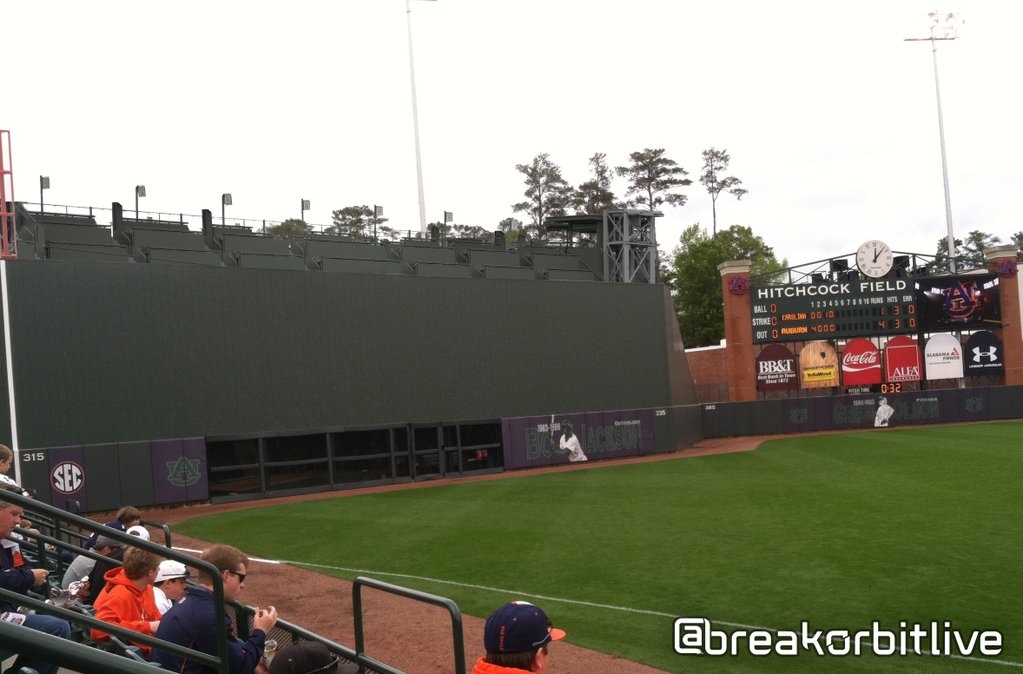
[4, 0, 1021, 267]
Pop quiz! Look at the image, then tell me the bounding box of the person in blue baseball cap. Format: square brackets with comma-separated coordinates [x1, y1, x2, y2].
[471, 601, 566, 674]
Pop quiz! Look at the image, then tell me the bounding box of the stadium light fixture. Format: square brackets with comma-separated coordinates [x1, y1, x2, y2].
[301, 199, 310, 223]
[39, 176, 50, 213]
[135, 185, 146, 219]
[222, 193, 232, 227]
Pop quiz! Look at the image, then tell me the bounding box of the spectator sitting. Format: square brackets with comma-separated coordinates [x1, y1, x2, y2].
[153, 559, 190, 614]
[91, 546, 163, 658]
[127, 524, 152, 541]
[84, 505, 141, 550]
[269, 640, 359, 674]
[0, 444, 31, 496]
[153, 543, 278, 674]
[0, 482, 72, 674]
[471, 601, 565, 674]
[62, 534, 123, 589]
[83, 535, 129, 605]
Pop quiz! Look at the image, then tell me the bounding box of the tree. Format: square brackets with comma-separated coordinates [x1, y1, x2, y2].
[452, 223, 490, 240]
[670, 224, 783, 347]
[616, 148, 691, 211]
[699, 147, 748, 236]
[497, 217, 523, 232]
[571, 152, 619, 215]
[930, 231, 1002, 273]
[511, 153, 573, 239]
[328, 205, 388, 241]
[265, 218, 313, 238]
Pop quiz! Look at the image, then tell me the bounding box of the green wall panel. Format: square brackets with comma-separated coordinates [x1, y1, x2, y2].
[5, 260, 685, 448]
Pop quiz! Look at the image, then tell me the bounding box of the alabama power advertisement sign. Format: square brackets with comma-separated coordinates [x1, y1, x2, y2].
[841, 338, 882, 386]
[925, 333, 965, 380]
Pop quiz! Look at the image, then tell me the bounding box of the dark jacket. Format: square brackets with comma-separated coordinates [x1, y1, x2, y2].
[152, 585, 265, 674]
[85, 519, 127, 550]
[0, 539, 36, 613]
[83, 546, 125, 605]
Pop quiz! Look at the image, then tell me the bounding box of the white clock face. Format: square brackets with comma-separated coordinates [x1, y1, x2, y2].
[856, 240, 893, 278]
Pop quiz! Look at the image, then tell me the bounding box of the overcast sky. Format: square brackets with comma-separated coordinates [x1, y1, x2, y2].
[5, 0, 1020, 267]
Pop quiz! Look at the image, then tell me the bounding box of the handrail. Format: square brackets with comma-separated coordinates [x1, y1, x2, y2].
[352, 575, 465, 674]
[0, 619, 162, 674]
[140, 518, 174, 548]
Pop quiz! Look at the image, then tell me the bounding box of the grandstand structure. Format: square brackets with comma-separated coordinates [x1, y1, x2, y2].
[1, 199, 700, 511]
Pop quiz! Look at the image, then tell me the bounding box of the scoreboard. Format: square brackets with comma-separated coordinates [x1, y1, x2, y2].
[750, 279, 917, 344]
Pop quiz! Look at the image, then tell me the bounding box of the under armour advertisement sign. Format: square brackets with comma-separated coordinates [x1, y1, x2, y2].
[964, 331, 1004, 376]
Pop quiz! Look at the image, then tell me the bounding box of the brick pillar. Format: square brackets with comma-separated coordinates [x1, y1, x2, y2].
[719, 260, 756, 401]
[984, 245, 1023, 385]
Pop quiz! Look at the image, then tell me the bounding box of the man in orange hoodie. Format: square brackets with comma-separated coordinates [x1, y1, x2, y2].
[91, 545, 163, 658]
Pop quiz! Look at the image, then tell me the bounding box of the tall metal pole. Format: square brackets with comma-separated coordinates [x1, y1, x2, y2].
[932, 40, 956, 274]
[906, 12, 958, 275]
[406, 0, 428, 234]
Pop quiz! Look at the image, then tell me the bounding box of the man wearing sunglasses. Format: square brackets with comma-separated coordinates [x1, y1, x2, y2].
[153, 543, 278, 674]
[471, 601, 566, 674]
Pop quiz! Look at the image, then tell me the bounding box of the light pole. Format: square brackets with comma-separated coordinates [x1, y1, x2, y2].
[406, 0, 435, 234]
[373, 205, 383, 241]
[222, 193, 232, 227]
[906, 11, 959, 274]
[301, 199, 310, 224]
[39, 176, 50, 213]
[135, 185, 146, 219]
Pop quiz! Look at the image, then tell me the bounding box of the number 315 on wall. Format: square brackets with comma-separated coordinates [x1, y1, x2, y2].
[20, 451, 45, 462]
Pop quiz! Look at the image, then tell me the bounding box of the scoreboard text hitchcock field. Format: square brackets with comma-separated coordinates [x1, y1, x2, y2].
[750, 280, 916, 344]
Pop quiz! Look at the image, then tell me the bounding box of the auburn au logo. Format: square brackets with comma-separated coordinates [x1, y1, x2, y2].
[728, 276, 750, 295]
[166, 456, 202, 487]
[942, 281, 979, 321]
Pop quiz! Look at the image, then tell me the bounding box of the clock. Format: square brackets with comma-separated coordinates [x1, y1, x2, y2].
[856, 239, 893, 278]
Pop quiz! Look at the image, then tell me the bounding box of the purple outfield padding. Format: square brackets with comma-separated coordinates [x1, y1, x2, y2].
[502, 408, 655, 469]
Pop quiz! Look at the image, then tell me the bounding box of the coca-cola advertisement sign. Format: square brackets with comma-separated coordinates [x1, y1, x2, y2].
[841, 338, 882, 386]
[756, 344, 797, 391]
[884, 335, 922, 383]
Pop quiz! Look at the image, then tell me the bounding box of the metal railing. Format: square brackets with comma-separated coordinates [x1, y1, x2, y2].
[352, 576, 466, 674]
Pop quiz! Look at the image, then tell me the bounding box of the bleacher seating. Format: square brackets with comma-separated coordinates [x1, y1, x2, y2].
[480, 265, 536, 280]
[20, 209, 130, 262]
[399, 243, 459, 265]
[320, 258, 407, 275]
[411, 261, 472, 278]
[12, 201, 606, 282]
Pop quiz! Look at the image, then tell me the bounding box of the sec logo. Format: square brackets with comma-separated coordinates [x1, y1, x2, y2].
[51, 461, 85, 494]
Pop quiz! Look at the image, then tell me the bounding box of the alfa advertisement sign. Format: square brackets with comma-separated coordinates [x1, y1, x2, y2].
[841, 338, 882, 386]
[756, 344, 797, 392]
[799, 341, 839, 389]
[924, 333, 964, 380]
[964, 330, 1004, 376]
[884, 335, 922, 383]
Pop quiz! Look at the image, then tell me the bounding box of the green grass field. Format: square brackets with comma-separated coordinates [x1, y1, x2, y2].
[174, 422, 1023, 673]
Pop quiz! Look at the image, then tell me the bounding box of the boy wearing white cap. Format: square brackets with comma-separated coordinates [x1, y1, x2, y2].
[153, 559, 189, 614]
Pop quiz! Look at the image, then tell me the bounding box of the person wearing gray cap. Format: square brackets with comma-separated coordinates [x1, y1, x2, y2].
[62, 533, 124, 588]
